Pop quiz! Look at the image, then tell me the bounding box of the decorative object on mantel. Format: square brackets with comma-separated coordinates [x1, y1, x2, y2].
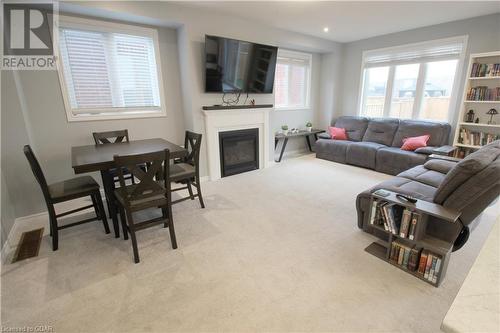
[281, 125, 289, 135]
[465, 109, 475, 123]
[475, 117, 480, 123]
[486, 108, 498, 124]
[250, 99, 256, 106]
[202, 104, 273, 111]
[306, 122, 313, 132]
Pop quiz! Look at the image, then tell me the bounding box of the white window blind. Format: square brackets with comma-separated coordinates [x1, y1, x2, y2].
[274, 50, 311, 109]
[363, 37, 465, 67]
[57, 16, 165, 120]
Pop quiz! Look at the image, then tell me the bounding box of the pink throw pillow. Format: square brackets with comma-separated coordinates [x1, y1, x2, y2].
[401, 135, 430, 151]
[328, 127, 348, 140]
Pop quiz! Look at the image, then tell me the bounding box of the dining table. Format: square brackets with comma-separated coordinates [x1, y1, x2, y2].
[71, 138, 187, 238]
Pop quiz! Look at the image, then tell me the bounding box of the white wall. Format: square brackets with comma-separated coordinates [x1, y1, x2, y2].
[340, 13, 500, 126]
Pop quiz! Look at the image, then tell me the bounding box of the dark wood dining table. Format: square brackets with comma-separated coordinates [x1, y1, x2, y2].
[71, 138, 187, 238]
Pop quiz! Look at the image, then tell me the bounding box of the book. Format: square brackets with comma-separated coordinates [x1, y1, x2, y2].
[408, 248, 421, 271]
[389, 242, 399, 262]
[398, 246, 405, 265]
[408, 213, 419, 240]
[417, 250, 428, 275]
[424, 254, 433, 279]
[399, 209, 412, 238]
[402, 247, 412, 268]
[428, 256, 438, 282]
[369, 199, 378, 225]
[432, 257, 442, 284]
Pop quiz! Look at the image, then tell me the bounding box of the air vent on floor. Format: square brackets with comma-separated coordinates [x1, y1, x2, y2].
[11, 228, 44, 263]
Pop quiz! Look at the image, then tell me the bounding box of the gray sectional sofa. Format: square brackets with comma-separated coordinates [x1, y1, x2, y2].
[356, 140, 500, 250]
[316, 116, 452, 175]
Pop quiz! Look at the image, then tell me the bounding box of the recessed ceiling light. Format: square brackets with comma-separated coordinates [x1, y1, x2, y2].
[323, 27, 329, 32]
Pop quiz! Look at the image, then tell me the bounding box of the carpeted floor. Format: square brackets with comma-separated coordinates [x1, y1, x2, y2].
[1, 154, 497, 332]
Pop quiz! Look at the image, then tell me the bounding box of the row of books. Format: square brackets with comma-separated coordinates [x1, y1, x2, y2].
[390, 242, 442, 284]
[466, 86, 500, 101]
[458, 128, 500, 146]
[470, 63, 500, 77]
[370, 200, 423, 239]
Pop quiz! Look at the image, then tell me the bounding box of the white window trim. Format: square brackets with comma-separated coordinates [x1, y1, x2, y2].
[55, 15, 167, 122]
[357, 35, 468, 122]
[274, 49, 312, 111]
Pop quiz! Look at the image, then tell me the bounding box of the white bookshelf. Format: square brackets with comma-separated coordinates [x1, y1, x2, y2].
[453, 51, 500, 157]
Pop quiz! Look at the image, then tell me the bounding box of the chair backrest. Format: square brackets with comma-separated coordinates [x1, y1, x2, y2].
[23, 145, 51, 200]
[113, 149, 170, 203]
[183, 131, 202, 169]
[93, 130, 129, 145]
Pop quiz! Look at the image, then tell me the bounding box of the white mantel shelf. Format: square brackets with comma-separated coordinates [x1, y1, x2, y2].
[202, 106, 272, 181]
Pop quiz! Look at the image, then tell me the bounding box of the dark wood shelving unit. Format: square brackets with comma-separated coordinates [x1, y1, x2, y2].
[364, 190, 461, 287]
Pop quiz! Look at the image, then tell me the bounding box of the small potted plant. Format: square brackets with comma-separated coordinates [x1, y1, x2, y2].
[306, 122, 313, 132]
[281, 125, 289, 135]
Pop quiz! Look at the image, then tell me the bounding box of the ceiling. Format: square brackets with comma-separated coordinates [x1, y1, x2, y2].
[174, 1, 500, 43]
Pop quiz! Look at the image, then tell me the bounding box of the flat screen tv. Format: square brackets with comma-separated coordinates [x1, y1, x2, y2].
[205, 35, 278, 93]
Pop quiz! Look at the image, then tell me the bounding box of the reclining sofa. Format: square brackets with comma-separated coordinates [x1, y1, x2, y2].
[316, 116, 452, 175]
[356, 140, 500, 250]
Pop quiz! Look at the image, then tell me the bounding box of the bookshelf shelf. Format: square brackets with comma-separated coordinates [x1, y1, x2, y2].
[458, 122, 500, 128]
[468, 76, 500, 80]
[364, 190, 461, 287]
[453, 51, 500, 157]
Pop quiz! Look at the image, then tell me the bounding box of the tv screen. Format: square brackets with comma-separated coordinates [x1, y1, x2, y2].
[205, 35, 278, 93]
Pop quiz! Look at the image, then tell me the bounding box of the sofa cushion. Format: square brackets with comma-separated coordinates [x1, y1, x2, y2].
[391, 119, 451, 147]
[369, 176, 437, 202]
[434, 140, 500, 204]
[414, 146, 438, 155]
[346, 142, 386, 169]
[362, 118, 399, 146]
[375, 147, 427, 176]
[333, 116, 369, 142]
[315, 139, 353, 163]
[398, 165, 447, 188]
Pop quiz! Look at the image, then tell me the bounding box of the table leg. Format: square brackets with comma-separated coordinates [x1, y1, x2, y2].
[305, 135, 312, 152]
[275, 138, 279, 149]
[276, 138, 288, 162]
[101, 170, 120, 238]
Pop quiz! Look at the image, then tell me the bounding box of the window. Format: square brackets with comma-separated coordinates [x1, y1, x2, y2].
[56, 16, 165, 121]
[274, 50, 312, 109]
[359, 36, 466, 121]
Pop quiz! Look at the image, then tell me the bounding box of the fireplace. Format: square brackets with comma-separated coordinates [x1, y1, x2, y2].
[219, 128, 259, 177]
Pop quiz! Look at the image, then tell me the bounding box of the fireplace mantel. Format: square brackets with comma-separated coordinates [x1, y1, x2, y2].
[202, 106, 272, 181]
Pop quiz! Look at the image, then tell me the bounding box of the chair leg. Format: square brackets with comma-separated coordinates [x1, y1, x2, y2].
[161, 207, 168, 228]
[94, 193, 110, 234]
[91, 194, 100, 219]
[195, 175, 205, 209]
[166, 204, 177, 249]
[186, 180, 195, 200]
[125, 209, 140, 263]
[47, 204, 58, 251]
[119, 207, 128, 240]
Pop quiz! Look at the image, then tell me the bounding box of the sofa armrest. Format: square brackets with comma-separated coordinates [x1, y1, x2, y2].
[432, 145, 457, 156]
[317, 132, 331, 140]
[428, 154, 461, 162]
[424, 159, 458, 174]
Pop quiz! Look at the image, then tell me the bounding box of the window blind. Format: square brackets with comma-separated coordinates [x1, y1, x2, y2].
[59, 27, 161, 114]
[274, 50, 311, 108]
[363, 37, 466, 67]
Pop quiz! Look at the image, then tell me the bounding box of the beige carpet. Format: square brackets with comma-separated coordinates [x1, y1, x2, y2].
[1, 154, 497, 332]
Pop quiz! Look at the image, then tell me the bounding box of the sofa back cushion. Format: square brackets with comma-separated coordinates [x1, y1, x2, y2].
[392, 119, 451, 147]
[362, 118, 399, 146]
[434, 140, 500, 204]
[333, 116, 369, 142]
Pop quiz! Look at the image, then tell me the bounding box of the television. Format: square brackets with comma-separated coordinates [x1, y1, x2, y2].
[204, 35, 278, 93]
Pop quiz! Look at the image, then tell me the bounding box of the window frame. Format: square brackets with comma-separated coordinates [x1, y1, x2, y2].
[357, 36, 468, 122]
[274, 49, 312, 111]
[55, 15, 167, 122]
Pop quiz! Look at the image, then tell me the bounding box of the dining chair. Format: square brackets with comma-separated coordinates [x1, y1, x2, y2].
[113, 149, 177, 263]
[171, 131, 205, 208]
[23, 145, 110, 251]
[93, 129, 130, 145]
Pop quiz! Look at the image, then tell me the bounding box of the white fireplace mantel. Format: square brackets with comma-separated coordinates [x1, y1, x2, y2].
[202, 106, 272, 181]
